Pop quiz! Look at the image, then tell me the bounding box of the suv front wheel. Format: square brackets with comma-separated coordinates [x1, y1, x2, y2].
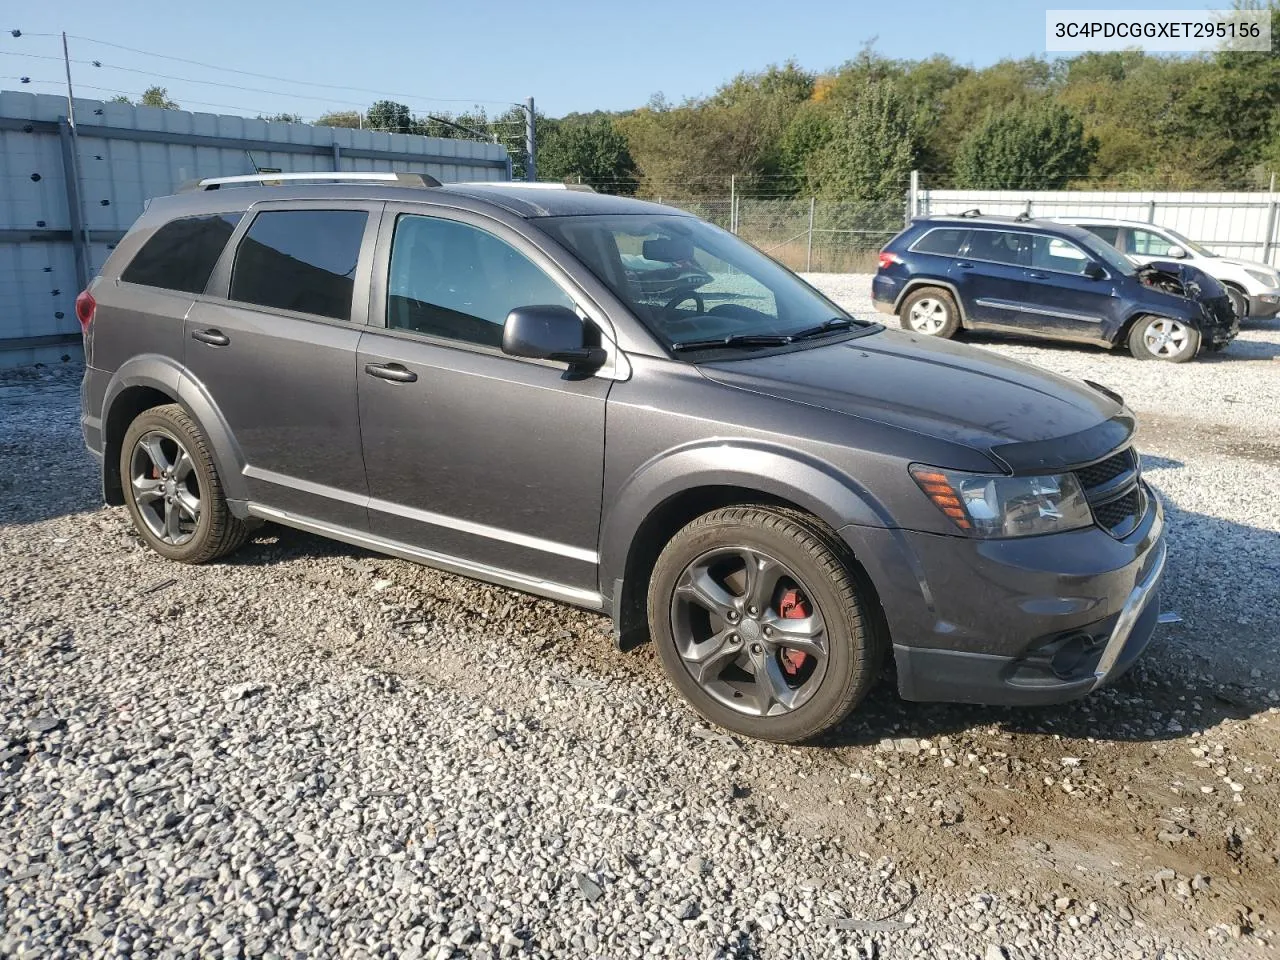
[647, 506, 883, 743]
[120, 404, 251, 563]
[899, 287, 961, 339]
[1127, 315, 1200, 363]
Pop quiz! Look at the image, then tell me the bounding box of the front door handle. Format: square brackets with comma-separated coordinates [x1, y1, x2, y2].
[364, 362, 418, 383]
[191, 328, 230, 347]
[1027, 271, 1048, 279]
[954, 261, 974, 269]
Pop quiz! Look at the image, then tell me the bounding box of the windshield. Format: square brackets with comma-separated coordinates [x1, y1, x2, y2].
[537, 214, 871, 352]
[1162, 227, 1216, 257]
[1074, 231, 1136, 276]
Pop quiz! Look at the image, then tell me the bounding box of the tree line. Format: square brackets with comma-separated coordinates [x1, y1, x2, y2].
[112, 35, 1280, 205]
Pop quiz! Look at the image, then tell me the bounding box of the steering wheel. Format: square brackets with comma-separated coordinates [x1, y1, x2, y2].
[664, 291, 705, 315]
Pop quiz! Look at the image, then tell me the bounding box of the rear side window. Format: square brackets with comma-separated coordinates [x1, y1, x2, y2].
[966, 229, 1028, 266]
[910, 228, 969, 256]
[229, 210, 368, 320]
[1081, 224, 1120, 247]
[121, 213, 242, 294]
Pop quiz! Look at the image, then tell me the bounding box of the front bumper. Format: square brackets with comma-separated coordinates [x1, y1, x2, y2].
[1247, 292, 1280, 319]
[841, 489, 1167, 706]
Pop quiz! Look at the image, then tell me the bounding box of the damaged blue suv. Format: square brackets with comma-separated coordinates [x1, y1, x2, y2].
[874, 212, 1238, 362]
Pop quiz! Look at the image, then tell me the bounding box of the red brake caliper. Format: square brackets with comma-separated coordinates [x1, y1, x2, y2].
[777, 588, 811, 676]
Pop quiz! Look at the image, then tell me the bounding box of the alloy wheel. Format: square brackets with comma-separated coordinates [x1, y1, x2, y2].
[130, 430, 202, 545]
[1143, 318, 1191, 359]
[907, 298, 948, 334]
[670, 546, 829, 718]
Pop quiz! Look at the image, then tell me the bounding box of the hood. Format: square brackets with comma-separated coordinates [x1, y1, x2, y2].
[1217, 256, 1276, 274]
[698, 329, 1132, 472]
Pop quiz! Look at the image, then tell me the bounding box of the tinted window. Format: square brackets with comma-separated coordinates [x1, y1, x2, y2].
[966, 230, 1027, 266]
[230, 210, 367, 320]
[121, 213, 242, 293]
[1031, 235, 1092, 275]
[1082, 225, 1120, 247]
[1127, 229, 1175, 257]
[387, 215, 575, 348]
[910, 228, 969, 256]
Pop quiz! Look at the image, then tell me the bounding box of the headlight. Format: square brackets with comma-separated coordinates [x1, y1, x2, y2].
[1244, 267, 1279, 288]
[910, 465, 1093, 538]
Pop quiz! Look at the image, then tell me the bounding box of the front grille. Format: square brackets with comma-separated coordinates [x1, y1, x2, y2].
[1093, 487, 1143, 533]
[1075, 449, 1136, 489]
[1074, 448, 1143, 539]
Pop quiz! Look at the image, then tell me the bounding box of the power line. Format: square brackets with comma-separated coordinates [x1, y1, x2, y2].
[59, 33, 523, 108]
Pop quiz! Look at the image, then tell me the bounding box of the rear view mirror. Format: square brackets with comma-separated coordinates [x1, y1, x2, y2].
[642, 237, 695, 263]
[1085, 262, 1106, 280]
[1166, 245, 1187, 259]
[502, 305, 606, 369]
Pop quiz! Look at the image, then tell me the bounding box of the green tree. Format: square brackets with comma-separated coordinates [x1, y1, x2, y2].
[315, 110, 363, 129]
[954, 101, 1096, 189]
[539, 116, 637, 192]
[259, 112, 304, 124]
[366, 100, 413, 134]
[801, 81, 918, 204]
[139, 86, 179, 109]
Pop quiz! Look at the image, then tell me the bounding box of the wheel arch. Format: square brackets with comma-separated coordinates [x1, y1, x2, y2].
[893, 278, 969, 325]
[101, 355, 248, 509]
[600, 442, 892, 650]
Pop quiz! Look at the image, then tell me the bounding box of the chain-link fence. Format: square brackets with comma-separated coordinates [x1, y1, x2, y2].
[655, 197, 907, 273]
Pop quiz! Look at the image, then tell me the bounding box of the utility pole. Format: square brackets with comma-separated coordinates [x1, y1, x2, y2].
[524, 97, 536, 182]
[61, 32, 91, 291]
[730, 175, 737, 234]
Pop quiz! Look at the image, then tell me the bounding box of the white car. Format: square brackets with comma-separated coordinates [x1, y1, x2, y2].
[1056, 217, 1280, 320]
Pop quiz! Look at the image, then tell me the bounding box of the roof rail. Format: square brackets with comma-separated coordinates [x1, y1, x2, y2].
[957, 208, 982, 218]
[182, 171, 442, 192]
[451, 181, 597, 193]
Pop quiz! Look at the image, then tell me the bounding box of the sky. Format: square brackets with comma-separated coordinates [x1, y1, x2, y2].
[7, 0, 1224, 121]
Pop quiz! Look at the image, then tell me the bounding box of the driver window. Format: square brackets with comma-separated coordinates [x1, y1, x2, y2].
[614, 229, 778, 331]
[1127, 229, 1174, 257]
[386, 215, 575, 348]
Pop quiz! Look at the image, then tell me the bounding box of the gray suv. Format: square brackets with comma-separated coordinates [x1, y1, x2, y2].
[78, 172, 1167, 743]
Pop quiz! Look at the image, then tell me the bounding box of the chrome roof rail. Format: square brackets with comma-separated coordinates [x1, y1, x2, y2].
[449, 181, 597, 193]
[182, 171, 442, 191]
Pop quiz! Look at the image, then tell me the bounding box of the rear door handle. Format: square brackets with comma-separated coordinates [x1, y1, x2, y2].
[954, 261, 974, 269]
[191, 328, 230, 346]
[1027, 271, 1048, 279]
[364, 362, 418, 383]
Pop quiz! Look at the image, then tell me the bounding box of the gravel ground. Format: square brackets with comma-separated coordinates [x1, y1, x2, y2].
[3, 282, 1279, 959]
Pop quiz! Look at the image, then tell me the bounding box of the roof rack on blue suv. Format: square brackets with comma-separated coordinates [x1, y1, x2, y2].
[874, 214, 1238, 362]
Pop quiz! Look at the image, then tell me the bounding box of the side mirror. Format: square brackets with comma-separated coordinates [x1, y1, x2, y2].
[502, 305, 606, 369]
[1166, 244, 1187, 259]
[1084, 262, 1107, 280]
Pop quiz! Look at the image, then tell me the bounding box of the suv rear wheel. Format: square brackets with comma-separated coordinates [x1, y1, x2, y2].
[899, 287, 960, 339]
[1128, 315, 1200, 363]
[120, 404, 250, 563]
[647, 506, 883, 743]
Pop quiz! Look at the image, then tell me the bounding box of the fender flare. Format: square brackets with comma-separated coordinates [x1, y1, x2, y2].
[102, 355, 249, 505]
[598, 438, 893, 598]
[893, 278, 969, 325]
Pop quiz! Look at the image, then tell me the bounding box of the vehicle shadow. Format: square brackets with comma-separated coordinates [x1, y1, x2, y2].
[960, 326, 1280, 361]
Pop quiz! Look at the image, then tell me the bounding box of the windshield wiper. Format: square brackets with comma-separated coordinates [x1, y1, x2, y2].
[787, 317, 854, 340]
[670, 333, 794, 352]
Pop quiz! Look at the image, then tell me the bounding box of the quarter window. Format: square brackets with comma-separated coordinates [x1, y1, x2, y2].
[386, 215, 575, 348]
[229, 210, 368, 320]
[121, 213, 242, 294]
[910, 228, 969, 256]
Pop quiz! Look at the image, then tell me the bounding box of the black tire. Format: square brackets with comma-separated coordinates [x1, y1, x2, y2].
[1127, 314, 1200, 363]
[1223, 284, 1248, 321]
[898, 286, 961, 339]
[647, 506, 884, 743]
[120, 403, 250, 563]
